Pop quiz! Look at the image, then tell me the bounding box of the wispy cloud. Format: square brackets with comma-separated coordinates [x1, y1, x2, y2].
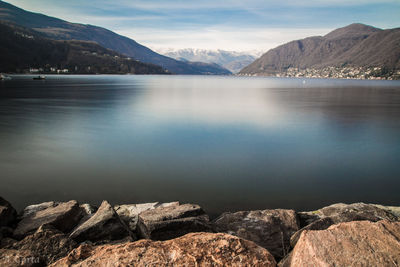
[117, 27, 331, 52]
[3, 0, 400, 51]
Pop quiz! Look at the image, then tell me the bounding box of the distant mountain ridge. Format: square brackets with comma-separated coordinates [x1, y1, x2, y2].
[160, 48, 257, 73]
[0, 0, 230, 75]
[0, 22, 167, 74]
[240, 23, 400, 78]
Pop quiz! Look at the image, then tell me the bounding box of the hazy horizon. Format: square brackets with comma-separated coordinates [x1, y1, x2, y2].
[2, 0, 400, 53]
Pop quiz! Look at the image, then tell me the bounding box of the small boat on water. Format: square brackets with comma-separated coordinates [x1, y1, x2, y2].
[33, 75, 46, 80]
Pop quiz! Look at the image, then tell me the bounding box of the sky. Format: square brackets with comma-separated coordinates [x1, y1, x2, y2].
[4, 0, 400, 54]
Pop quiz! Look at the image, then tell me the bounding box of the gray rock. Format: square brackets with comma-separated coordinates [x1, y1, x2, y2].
[79, 204, 97, 218]
[5, 225, 77, 265]
[213, 209, 299, 260]
[315, 202, 398, 221]
[137, 203, 211, 240]
[0, 197, 17, 227]
[114, 201, 179, 232]
[70, 200, 133, 243]
[20, 202, 57, 220]
[372, 204, 400, 219]
[14, 200, 82, 239]
[156, 201, 180, 208]
[76, 203, 97, 226]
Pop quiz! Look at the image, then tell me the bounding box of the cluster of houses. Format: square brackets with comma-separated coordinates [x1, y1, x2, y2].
[29, 68, 69, 74]
[275, 66, 400, 80]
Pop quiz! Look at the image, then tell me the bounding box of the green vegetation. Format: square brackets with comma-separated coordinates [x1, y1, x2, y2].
[0, 22, 168, 74]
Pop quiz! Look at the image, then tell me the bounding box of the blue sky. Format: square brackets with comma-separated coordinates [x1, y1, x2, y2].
[4, 0, 400, 53]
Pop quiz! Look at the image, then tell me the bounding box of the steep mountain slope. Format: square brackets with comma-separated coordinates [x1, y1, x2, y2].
[240, 24, 400, 76]
[0, 22, 167, 74]
[0, 0, 230, 75]
[161, 48, 256, 73]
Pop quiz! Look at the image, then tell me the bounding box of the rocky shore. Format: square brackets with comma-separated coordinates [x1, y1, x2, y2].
[1, 197, 399, 266]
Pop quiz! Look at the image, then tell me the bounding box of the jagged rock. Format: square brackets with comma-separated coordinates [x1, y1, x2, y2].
[79, 203, 97, 216]
[296, 211, 320, 228]
[290, 217, 334, 248]
[291, 202, 399, 247]
[314, 202, 398, 220]
[0, 197, 17, 227]
[14, 200, 82, 239]
[20, 202, 57, 220]
[5, 225, 77, 265]
[213, 209, 299, 260]
[114, 201, 179, 232]
[76, 203, 97, 226]
[137, 203, 211, 240]
[70, 200, 133, 243]
[372, 204, 400, 218]
[50, 232, 277, 267]
[280, 220, 400, 267]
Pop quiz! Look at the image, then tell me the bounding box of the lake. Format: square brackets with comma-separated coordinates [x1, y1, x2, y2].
[1, 75, 400, 216]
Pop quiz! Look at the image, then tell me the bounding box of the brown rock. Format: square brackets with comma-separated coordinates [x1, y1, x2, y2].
[137, 203, 211, 240]
[5, 225, 77, 265]
[69, 200, 133, 243]
[14, 200, 82, 239]
[281, 220, 400, 267]
[290, 217, 334, 248]
[114, 201, 179, 232]
[213, 209, 299, 260]
[51, 232, 277, 267]
[0, 197, 17, 227]
[291, 202, 399, 247]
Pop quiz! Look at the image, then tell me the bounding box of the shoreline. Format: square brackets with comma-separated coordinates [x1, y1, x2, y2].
[1, 197, 399, 266]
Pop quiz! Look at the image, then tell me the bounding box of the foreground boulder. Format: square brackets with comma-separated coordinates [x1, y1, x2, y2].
[115, 201, 179, 232]
[213, 209, 299, 260]
[51, 232, 277, 267]
[137, 203, 211, 240]
[70, 200, 133, 243]
[5, 225, 77, 265]
[291, 202, 399, 247]
[0, 197, 17, 227]
[281, 220, 400, 267]
[14, 200, 82, 239]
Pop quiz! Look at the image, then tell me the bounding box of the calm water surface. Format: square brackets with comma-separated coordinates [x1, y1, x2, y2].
[1, 75, 400, 216]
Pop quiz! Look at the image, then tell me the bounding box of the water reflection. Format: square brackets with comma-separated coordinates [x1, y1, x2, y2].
[0, 75, 400, 216]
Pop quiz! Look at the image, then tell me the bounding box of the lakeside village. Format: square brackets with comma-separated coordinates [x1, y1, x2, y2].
[13, 64, 400, 80]
[244, 66, 400, 80]
[17, 49, 138, 75]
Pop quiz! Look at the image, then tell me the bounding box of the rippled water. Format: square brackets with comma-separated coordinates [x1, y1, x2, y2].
[1, 75, 400, 216]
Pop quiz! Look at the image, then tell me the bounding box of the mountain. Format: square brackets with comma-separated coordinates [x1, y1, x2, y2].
[240, 23, 400, 78]
[160, 48, 257, 73]
[0, 0, 230, 75]
[0, 22, 167, 74]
